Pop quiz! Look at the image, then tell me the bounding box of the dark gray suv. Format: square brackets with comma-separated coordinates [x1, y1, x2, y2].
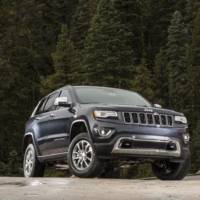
[23, 86, 190, 179]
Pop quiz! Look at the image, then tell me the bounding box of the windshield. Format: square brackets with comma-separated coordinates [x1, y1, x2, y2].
[74, 86, 151, 107]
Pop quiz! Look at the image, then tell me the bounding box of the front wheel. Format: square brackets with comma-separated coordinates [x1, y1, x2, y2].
[23, 144, 45, 177]
[68, 133, 103, 178]
[152, 157, 190, 180]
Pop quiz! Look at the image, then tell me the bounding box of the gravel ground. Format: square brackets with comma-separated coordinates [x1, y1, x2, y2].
[0, 176, 200, 200]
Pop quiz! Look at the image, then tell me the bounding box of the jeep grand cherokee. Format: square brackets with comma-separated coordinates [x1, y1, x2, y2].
[23, 86, 190, 180]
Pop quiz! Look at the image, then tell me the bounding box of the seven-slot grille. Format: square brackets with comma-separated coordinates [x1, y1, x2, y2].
[123, 112, 173, 127]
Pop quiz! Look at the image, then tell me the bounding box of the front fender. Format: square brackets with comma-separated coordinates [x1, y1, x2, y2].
[23, 132, 40, 156]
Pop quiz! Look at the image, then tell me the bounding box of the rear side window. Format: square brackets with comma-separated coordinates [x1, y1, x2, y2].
[43, 92, 60, 112]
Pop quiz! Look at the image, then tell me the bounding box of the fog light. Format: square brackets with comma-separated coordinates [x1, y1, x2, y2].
[93, 126, 114, 137]
[120, 140, 132, 149]
[183, 133, 190, 144]
[167, 142, 177, 151]
[99, 128, 113, 137]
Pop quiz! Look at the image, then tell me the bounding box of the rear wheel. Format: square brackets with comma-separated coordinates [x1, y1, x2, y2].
[23, 144, 45, 177]
[152, 157, 190, 180]
[68, 133, 103, 178]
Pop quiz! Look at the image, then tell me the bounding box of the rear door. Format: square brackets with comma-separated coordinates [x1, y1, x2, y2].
[35, 92, 60, 155]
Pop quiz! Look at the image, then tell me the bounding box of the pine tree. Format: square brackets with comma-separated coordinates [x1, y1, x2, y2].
[132, 62, 155, 102]
[113, 0, 142, 64]
[82, 0, 135, 89]
[166, 11, 188, 111]
[191, 120, 200, 172]
[1, 0, 199, 176]
[0, 0, 43, 166]
[139, 0, 184, 67]
[70, 0, 98, 50]
[193, 0, 200, 19]
[0, 56, 37, 166]
[185, 0, 193, 42]
[153, 47, 169, 106]
[41, 25, 79, 95]
[0, 0, 79, 174]
[188, 8, 200, 124]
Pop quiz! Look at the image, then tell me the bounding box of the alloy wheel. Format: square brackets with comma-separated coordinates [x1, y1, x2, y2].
[72, 140, 94, 171]
[24, 147, 35, 177]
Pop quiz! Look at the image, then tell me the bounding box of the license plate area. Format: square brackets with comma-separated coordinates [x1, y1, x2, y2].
[119, 139, 177, 151]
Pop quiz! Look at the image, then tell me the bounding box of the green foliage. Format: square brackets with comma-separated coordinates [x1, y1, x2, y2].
[0, 162, 7, 176]
[0, 151, 22, 176]
[0, 55, 38, 168]
[135, 164, 153, 179]
[7, 150, 22, 176]
[132, 63, 155, 102]
[70, 0, 98, 50]
[119, 164, 152, 179]
[166, 11, 188, 111]
[0, 0, 77, 175]
[139, 0, 183, 66]
[187, 8, 200, 124]
[82, 0, 135, 88]
[191, 120, 200, 172]
[1, 0, 200, 177]
[185, 0, 193, 42]
[41, 25, 79, 95]
[113, 0, 142, 64]
[153, 48, 169, 106]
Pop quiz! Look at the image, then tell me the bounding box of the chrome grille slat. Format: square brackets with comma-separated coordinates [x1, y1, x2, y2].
[123, 112, 173, 127]
[132, 112, 139, 124]
[147, 113, 154, 124]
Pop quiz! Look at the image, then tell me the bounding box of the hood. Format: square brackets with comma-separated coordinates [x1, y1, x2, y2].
[81, 103, 183, 116]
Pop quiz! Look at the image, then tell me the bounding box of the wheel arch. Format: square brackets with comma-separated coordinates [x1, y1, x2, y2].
[70, 119, 92, 142]
[23, 132, 39, 155]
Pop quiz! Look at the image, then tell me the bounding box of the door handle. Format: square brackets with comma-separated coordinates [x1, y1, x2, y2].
[35, 117, 41, 120]
[50, 113, 55, 118]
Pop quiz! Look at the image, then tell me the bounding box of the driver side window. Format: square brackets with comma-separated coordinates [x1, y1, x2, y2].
[56, 89, 72, 110]
[35, 98, 47, 115]
[43, 92, 60, 112]
[60, 90, 71, 100]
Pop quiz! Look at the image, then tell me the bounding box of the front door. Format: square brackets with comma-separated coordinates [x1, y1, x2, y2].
[46, 89, 74, 154]
[36, 90, 74, 156]
[47, 107, 73, 154]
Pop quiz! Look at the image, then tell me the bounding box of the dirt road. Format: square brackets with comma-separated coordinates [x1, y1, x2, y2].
[0, 176, 200, 200]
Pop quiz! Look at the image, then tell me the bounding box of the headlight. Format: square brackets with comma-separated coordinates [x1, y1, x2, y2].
[93, 110, 118, 119]
[174, 116, 187, 124]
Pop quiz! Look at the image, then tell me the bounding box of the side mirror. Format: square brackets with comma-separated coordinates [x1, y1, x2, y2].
[154, 103, 162, 108]
[54, 97, 71, 107]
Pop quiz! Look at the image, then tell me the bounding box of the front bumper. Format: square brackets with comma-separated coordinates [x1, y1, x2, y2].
[91, 121, 190, 161]
[111, 135, 181, 157]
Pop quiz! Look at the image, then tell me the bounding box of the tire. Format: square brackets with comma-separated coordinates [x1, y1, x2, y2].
[23, 143, 45, 177]
[68, 133, 103, 178]
[152, 157, 191, 180]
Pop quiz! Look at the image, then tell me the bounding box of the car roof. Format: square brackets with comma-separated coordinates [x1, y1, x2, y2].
[53, 85, 135, 94]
